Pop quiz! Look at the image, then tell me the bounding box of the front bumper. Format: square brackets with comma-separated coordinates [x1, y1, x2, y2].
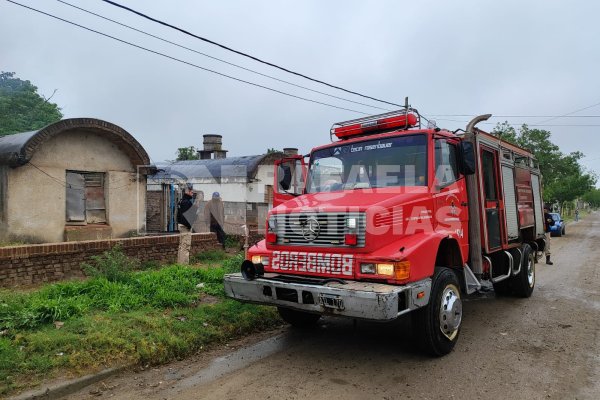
[224, 273, 432, 321]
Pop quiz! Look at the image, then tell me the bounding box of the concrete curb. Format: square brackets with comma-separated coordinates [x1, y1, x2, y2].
[9, 366, 128, 400]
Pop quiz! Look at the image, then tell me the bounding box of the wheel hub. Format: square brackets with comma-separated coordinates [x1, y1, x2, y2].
[527, 255, 535, 287]
[439, 285, 462, 340]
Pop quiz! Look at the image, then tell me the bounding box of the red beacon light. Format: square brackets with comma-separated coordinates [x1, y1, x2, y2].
[331, 110, 419, 140]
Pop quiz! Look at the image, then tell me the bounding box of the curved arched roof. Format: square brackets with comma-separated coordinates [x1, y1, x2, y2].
[0, 118, 151, 168]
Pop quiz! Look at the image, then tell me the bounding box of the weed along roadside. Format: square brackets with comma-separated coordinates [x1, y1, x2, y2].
[0, 247, 281, 397]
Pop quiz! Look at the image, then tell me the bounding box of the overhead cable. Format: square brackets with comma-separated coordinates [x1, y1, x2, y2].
[56, 0, 391, 112]
[428, 114, 600, 118]
[98, 0, 404, 108]
[535, 101, 600, 125]
[7, 1, 371, 115]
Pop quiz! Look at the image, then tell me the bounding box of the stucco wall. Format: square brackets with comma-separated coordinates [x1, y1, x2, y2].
[247, 163, 275, 203]
[0, 165, 7, 239]
[4, 130, 146, 243]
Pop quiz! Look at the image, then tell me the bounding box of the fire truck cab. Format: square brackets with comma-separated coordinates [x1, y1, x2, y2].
[224, 108, 546, 356]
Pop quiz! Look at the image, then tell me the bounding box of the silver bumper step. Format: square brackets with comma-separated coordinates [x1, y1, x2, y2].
[224, 273, 431, 321]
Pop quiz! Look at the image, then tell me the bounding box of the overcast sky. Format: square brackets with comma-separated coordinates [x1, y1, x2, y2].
[1, 0, 599, 179]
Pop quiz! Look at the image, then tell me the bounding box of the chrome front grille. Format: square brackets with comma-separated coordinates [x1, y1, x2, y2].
[273, 212, 366, 247]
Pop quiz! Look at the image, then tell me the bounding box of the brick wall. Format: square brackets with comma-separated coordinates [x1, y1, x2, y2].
[0, 233, 219, 287]
[190, 232, 219, 255]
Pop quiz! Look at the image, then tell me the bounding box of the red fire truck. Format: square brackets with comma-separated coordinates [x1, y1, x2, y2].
[224, 108, 547, 356]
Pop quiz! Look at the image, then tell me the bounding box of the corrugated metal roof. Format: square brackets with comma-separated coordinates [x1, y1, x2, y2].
[0, 130, 38, 165]
[0, 118, 151, 168]
[152, 154, 279, 181]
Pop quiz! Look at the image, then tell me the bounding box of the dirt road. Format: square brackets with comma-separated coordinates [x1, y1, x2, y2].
[68, 213, 600, 400]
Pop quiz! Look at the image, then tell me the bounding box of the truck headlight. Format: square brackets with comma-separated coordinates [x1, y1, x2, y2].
[268, 217, 277, 231]
[251, 255, 270, 265]
[376, 263, 394, 276]
[361, 261, 410, 279]
[346, 217, 357, 229]
[360, 263, 376, 274]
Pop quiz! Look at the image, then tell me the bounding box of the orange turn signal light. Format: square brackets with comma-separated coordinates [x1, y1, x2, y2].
[394, 261, 410, 280]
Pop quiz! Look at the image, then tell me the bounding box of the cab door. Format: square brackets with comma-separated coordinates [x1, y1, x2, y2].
[433, 138, 469, 253]
[273, 156, 307, 208]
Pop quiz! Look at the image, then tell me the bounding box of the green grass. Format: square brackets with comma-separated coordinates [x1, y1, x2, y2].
[0, 251, 280, 396]
[190, 249, 230, 263]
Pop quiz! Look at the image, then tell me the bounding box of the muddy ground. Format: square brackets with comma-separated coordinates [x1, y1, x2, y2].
[65, 213, 599, 400]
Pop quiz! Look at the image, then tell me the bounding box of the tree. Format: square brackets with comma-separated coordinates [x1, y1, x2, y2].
[176, 146, 199, 161]
[267, 148, 280, 154]
[582, 188, 600, 208]
[0, 71, 62, 136]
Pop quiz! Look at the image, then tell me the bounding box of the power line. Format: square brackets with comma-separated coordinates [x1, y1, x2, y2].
[431, 117, 600, 127]
[55, 0, 390, 113]
[7, 1, 371, 115]
[99, 0, 405, 108]
[27, 161, 137, 189]
[429, 114, 600, 118]
[536, 101, 600, 125]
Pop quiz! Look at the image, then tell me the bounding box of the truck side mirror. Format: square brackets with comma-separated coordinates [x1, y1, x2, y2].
[458, 141, 476, 175]
[278, 165, 292, 191]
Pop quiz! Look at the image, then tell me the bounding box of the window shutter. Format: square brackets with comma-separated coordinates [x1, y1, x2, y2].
[66, 172, 86, 222]
[84, 173, 107, 223]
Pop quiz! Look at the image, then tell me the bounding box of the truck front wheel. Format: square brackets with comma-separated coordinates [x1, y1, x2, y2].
[412, 268, 462, 356]
[277, 307, 321, 328]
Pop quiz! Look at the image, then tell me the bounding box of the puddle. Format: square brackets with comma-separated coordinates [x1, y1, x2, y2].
[168, 332, 297, 392]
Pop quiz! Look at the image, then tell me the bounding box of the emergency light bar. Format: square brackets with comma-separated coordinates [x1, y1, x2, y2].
[330, 109, 419, 140]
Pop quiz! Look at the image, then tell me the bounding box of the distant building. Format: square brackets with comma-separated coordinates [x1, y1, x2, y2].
[147, 134, 296, 234]
[0, 118, 152, 243]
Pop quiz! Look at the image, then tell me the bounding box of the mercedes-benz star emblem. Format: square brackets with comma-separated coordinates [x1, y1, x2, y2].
[302, 217, 321, 241]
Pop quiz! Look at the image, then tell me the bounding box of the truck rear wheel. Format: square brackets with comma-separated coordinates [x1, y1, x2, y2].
[412, 268, 462, 356]
[513, 244, 535, 298]
[277, 307, 321, 328]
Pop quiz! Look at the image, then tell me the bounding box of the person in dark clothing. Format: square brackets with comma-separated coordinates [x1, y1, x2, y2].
[204, 192, 226, 249]
[544, 204, 554, 265]
[177, 184, 195, 232]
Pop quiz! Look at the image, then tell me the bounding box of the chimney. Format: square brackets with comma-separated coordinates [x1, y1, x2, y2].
[200, 134, 227, 159]
[283, 148, 299, 157]
[203, 134, 222, 151]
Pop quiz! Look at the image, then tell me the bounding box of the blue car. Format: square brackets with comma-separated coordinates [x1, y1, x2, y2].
[549, 213, 566, 237]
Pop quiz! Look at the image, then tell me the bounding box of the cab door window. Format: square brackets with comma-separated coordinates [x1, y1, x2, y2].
[434, 139, 459, 186]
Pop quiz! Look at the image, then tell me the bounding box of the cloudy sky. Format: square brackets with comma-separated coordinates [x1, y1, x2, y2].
[1, 0, 598, 178]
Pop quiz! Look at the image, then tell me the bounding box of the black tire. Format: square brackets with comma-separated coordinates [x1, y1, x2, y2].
[513, 244, 535, 298]
[277, 307, 321, 328]
[562, 227, 566, 236]
[556, 228, 562, 237]
[412, 268, 462, 356]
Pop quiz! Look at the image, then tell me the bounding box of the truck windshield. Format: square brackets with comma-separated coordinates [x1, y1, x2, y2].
[307, 134, 427, 193]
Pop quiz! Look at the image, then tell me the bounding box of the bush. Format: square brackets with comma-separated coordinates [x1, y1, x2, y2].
[82, 245, 139, 282]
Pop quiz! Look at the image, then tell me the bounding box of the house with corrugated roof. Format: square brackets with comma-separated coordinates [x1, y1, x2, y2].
[0, 118, 152, 243]
[146, 134, 296, 235]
